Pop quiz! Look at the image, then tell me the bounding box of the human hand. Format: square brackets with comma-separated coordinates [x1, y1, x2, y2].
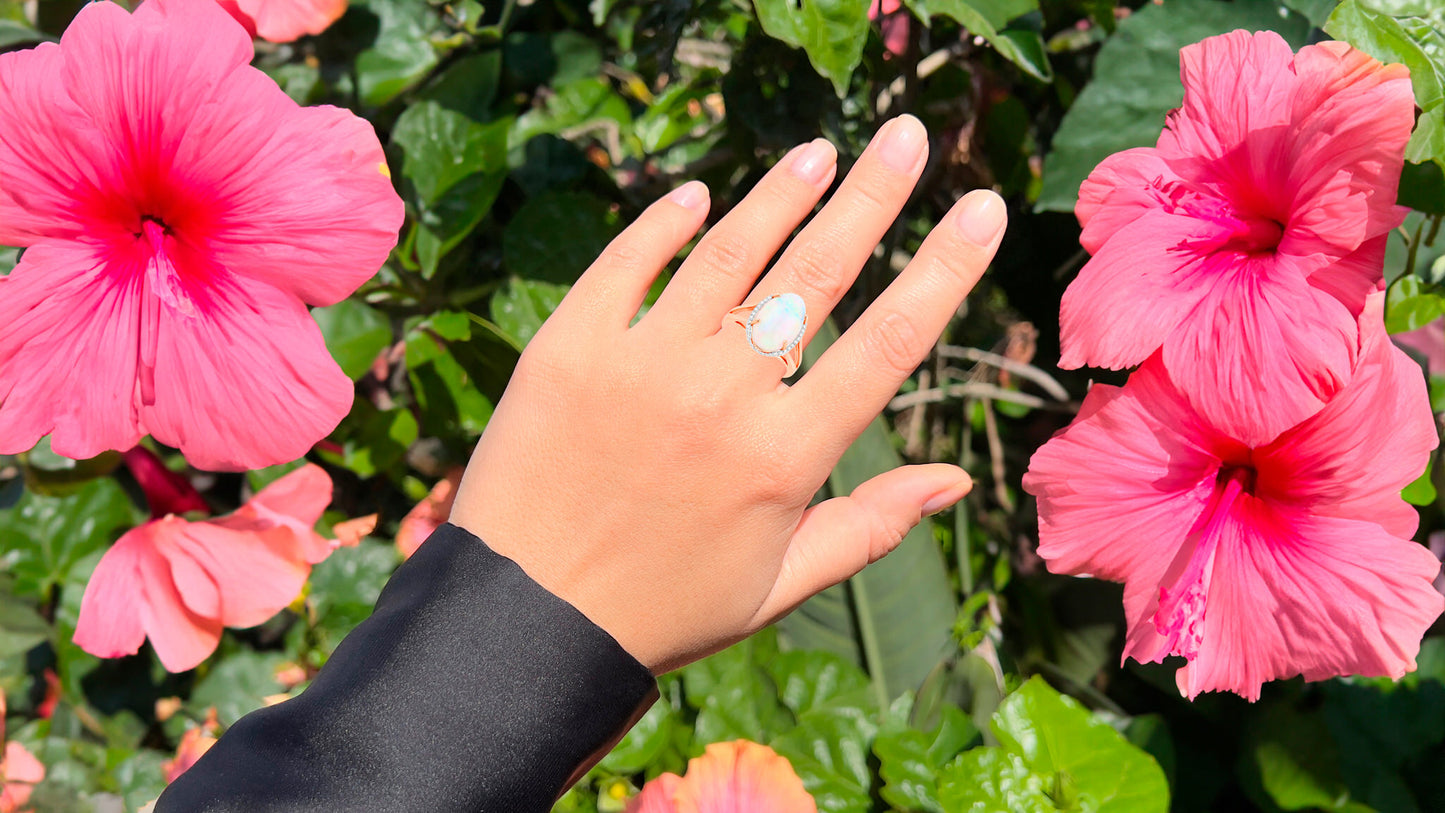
[449, 115, 1006, 674]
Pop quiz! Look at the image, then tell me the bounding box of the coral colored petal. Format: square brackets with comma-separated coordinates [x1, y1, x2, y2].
[672, 741, 817, 813]
[1058, 209, 1220, 370]
[156, 521, 309, 629]
[1023, 373, 1222, 586]
[138, 269, 354, 472]
[3, 742, 44, 784]
[1172, 505, 1444, 700]
[224, 464, 335, 563]
[0, 243, 143, 459]
[72, 526, 152, 660]
[396, 468, 463, 558]
[1162, 252, 1357, 447]
[627, 775, 684, 813]
[1258, 295, 1437, 540]
[1303, 234, 1388, 316]
[138, 536, 224, 673]
[204, 100, 403, 306]
[233, 0, 349, 42]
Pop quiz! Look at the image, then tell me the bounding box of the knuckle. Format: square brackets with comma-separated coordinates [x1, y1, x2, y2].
[867, 311, 923, 375]
[691, 232, 754, 278]
[847, 174, 899, 215]
[786, 246, 844, 302]
[595, 239, 651, 273]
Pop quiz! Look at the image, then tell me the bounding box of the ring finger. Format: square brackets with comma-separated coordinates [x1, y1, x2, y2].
[721, 115, 929, 380]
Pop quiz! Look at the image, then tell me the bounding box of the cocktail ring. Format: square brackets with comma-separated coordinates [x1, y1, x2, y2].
[725, 292, 807, 377]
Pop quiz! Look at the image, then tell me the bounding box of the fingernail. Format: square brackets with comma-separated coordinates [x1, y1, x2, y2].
[789, 138, 837, 185]
[923, 478, 972, 516]
[952, 189, 1006, 245]
[666, 180, 709, 210]
[875, 115, 926, 173]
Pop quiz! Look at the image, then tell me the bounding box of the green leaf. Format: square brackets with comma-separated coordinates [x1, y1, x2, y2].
[1248, 701, 1377, 812]
[405, 311, 519, 438]
[771, 705, 877, 812]
[352, 0, 441, 107]
[1399, 160, 1445, 215]
[314, 299, 392, 380]
[634, 83, 715, 154]
[308, 541, 398, 648]
[989, 677, 1170, 812]
[1403, 454, 1437, 505]
[1327, 0, 1445, 165]
[319, 402, 418, 478]
[768, 649, 874, 717]
[1386, 274, 1445, 333]
[511, 77, 633, 149]
[599, 699, 679, 774]
[489, 278, 570, 347]
[0, 478, 143, 600]
[904, 0, 1053, 82]
[876, 704, 981, 812]
[1284, 0, 1341, 27]
[0, 577, 49, 659]
[187, 650, 290, 726]
[777, 318, 959, 706]
[503, 192, 620, 284]
[938, 748, 1055, 811]
[752, 0, 872, 96]
[422, 51, 502, 120]
[1036, 0, 1310, 212]
[683, 638, 794, 746]
[392, 101, 511, 275]
[0, 18, 51, 48]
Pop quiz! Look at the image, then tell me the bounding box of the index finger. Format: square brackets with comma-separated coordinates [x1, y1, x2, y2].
[790, 189, 1007, 452]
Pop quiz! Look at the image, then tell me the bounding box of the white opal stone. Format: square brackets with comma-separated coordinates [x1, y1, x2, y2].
[748, 293, 807, 356]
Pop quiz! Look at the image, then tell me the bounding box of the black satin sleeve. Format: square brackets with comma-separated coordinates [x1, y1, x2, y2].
[154, 523, 658, 812]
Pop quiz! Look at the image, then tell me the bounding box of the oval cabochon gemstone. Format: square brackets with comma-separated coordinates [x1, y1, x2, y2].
[748, 293, 807, 355]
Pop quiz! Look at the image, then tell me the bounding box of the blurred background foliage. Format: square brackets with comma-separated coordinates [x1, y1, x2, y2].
[2, 0, 1445, 810]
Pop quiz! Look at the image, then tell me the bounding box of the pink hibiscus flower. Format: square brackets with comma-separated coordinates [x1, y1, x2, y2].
[869, 0, 910, 60]
[1025, 295, 1444, 700]
[0, 0, 403, 471]
[216, 0, 348, 43]
[627, 741, 817, 813]
[1061, 30, 1414, 447]
[73, 464, 337, 672]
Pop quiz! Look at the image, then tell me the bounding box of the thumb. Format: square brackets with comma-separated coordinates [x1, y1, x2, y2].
[750, 463, 971, 627]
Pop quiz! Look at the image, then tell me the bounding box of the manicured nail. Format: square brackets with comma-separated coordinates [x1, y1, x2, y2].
[667, 180, 709, 210]
[952, 189, 1006, 245]
[923, 478, 973, 516]
[789, 138, 837, 185]
[875, 115, 926, 173]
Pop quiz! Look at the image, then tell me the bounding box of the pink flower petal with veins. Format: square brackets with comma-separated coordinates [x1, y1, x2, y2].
[1026, 294, 1443, 699]
[0, 0, 402, 471]
[1063, 30, 1413, 446]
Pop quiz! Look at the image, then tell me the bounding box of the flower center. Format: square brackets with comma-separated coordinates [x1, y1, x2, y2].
[1151, 466, 1253, 661]
[1152, 181, 1284, 255]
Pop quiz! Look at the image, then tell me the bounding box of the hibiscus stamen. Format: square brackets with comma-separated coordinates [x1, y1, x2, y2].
[1153, 467, 1252, 661]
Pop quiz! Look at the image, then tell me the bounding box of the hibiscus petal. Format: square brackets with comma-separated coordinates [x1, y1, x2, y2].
[0, 42, 111, 244]
[1162, 251, 1357, 447]
[1258, 295, 1437, 540]
[72, 525, 151, 660]
[203, 99, 403, 306]
[1174, 505, 1444, 700]
[0, 242, 143, 459]
[157, 521, 309, 629]
[233, 0, 349, 43]
[139, 266, 354, 472]
[1059, 208, 1222, 370]
[136, 530, 223, 672]
[673, 741, 816, 813]
[627, 775, 684, 813]
[222, 464, 335, 564]
[1023, 372, 1222, 586]
[1076, 148, 1181, 254]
